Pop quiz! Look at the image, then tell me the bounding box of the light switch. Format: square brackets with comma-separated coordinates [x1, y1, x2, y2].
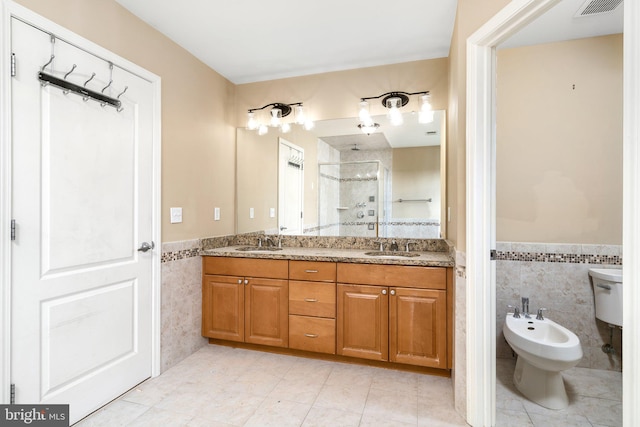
[249, 207, 254, 219]
[269, 208, 276, 218]
[170, 207, 182, 224]
[214, 207, 221, 221]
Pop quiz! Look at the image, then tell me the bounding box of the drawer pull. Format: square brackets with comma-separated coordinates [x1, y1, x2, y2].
[304, 298, 318, 302]
[304, 333, 319, 338]
[305, 269, 319, 273]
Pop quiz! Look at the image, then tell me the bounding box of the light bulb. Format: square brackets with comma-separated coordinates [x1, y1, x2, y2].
[258, 124, 268, 135]
[304, 120, 314, 130]
[281, 122, 291, 133]
[386, 97, 403, 126]
[294, 105, 306, 125]
[358, 100, 373, 126]
[247, 111, 258, 130]
[270, 108, 282, 127]
[418, 94, 433, 124]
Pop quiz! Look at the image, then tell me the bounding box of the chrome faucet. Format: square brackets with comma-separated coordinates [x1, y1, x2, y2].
[405, 241, 417, 252]
[373, 240, 384, 251]
[522, 297, 530, 318]
[536, 308, 547, 321]
[257, 237, 263, 248]
[390, 240, 399, 252]
[507, 304, 520, 318]
[264, 236, 274, 247]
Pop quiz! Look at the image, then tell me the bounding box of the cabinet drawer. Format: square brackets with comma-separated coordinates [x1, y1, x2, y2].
[289, 281, 336, 318]
[203, 257, 288, 279]
[337, 263, 446, 290]
[289, 261, 336, 282]
[289, 315, 336, 354]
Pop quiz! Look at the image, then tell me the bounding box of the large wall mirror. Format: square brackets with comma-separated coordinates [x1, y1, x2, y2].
[236, 110, 446, 239]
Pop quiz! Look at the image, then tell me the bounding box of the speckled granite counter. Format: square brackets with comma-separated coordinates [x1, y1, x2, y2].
[201, 245, 454, 267]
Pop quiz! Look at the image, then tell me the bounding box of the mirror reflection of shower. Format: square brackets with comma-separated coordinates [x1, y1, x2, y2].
[318, 161, 383, 237]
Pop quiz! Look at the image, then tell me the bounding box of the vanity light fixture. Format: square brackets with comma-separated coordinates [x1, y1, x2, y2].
[358, 90, 432, 127]
[246, 102, 313, 134]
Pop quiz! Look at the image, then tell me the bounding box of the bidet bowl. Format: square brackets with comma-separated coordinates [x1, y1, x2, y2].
[503, 315, 582, 371]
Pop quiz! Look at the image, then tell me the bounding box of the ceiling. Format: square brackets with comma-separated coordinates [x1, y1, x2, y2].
[114, 0, 457, 84]
[115, 0, 623, 150]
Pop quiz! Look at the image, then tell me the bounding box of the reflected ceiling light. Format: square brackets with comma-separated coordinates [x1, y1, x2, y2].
[246, 102, 313, 134]
[358, 122, 380, 135]
[358, 90, 430, 127]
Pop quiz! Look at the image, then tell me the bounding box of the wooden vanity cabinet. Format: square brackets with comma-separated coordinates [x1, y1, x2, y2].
[336, 263, 449, 369]
[202, 257, 289, 347]
[288, 261, 337, 354]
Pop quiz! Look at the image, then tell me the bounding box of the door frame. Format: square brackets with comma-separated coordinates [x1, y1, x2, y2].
[466, 0, 639, 426]
[0, 0, 162, 404]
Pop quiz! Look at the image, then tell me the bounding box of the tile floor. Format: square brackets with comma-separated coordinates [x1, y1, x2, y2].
[75, 345, 468, 427]
[74, 346, 622, 427]
[496, 357, 622, 426]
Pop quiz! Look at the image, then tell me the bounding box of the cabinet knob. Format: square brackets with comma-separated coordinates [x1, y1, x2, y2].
[381, 289, 387, 295]
[390, 289, 396, 295]
[244, 279, 249, 285]
[237, 279, 242, 284]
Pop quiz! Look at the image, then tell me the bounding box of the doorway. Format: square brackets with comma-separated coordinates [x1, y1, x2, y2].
[465, 0, 639, 425]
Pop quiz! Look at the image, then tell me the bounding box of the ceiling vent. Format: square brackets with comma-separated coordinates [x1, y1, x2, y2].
[575, 0, 623, 17]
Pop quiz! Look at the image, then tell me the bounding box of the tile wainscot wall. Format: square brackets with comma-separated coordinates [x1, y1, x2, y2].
[495, 242, 623, 371]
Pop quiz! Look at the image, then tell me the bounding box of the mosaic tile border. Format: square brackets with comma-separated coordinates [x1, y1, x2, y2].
[319, 172, 378, 182]
[160, 248, 200, 263]
[494, 250, 622, 265]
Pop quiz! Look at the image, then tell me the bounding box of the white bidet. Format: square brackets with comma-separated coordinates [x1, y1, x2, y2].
[503, 313, 582, 409]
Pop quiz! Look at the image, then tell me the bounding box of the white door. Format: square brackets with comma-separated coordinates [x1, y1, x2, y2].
[278, 139, 304, 235]
[10, 18, 155, 424]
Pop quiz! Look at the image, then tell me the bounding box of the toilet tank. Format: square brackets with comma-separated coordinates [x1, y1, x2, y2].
[588, 268, 623, 327]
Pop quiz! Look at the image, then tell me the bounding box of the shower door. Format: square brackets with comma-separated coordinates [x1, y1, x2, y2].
[278, 139, 304, 235]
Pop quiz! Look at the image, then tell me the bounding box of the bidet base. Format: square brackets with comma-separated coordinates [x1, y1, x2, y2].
[513, 356, 569, 410]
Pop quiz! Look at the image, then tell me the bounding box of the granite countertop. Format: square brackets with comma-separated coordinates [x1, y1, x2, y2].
[201, 245, 454, 267]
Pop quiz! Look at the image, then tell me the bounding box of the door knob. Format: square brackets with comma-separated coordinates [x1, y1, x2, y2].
[137, 241, 155, 252]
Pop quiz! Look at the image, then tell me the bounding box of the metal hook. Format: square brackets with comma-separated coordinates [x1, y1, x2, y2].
[64, 64, 77, 79]
[41, 55, 55, 71]
[101, 80, 112, 93]
[117, 106, 125, 113]
[83, 73, 95, 87]
[116, 86, 128, 99]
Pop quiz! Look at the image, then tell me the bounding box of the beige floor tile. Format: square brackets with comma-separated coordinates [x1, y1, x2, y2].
[417, 403, 469, 427]
[301, 407, 362, 427]
[126, 407, 192, 427]
[313, 383, 370, 414]
[495, 408, 533, 427]
[75, 400, 150, 427]
[243, 396, 311, 427]
[363, 387, 418, 425]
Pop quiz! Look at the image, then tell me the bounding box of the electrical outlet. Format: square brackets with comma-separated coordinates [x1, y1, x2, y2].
[214, 207, 221, 221]
[170, 207, 182, 224]
[270, 208, 276, 218]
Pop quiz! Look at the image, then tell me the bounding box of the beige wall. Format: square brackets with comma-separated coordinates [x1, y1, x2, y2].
[15, 0, 237, 243]
[447, 0, 511, 251]
[392, 147, 441, 219]
[235, 59, 449, 125]
[496, 35, 623, 244]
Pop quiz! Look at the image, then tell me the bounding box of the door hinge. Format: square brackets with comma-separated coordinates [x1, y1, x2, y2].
[10, 383, 15, 404]
[11, 219, 16, 241]
[490, 249, 497, 260]
[11, 53, 16, 77]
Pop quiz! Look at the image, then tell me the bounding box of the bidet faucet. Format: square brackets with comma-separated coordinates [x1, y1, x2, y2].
[536, 308, 547, 320]
[507, 305, 520, 318]
[264, 236, 274, 247]
[522, 297, 530, 318]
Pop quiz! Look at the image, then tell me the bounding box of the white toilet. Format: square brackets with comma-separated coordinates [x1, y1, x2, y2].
[588, 268, 623, 327]
[503, 313, 583, 409]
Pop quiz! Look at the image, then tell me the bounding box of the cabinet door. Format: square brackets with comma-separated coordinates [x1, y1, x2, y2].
[202, 275, 244, 342]
[245, 278, 289, 347]
[337, 284, 388, 361]
[389, 287, 447, 368]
